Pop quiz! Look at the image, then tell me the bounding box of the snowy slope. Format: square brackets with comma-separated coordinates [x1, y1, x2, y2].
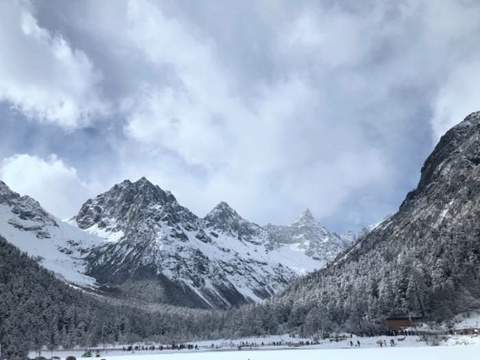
[265, 209, 353, 264]
[74, 178, 347, 308]
[0, 181, 105, 287]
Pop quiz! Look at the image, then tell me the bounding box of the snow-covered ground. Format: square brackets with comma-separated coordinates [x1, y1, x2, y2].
[452, 312, 480, 330]
[32, 335, 480, 360]
[97, 346, 480, 360]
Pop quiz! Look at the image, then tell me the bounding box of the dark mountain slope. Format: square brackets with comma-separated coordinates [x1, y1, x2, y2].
[268, 112, 480, 335]
[0, 235, 110, 358]
[0, 235, 229, 357]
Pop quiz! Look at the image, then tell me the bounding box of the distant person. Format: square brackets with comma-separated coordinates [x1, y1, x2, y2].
[357, 340, 360, 347]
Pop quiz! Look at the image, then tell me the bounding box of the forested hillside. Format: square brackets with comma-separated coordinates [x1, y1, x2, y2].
[0, 235, 227, 357]
[261, 112, 480, 335]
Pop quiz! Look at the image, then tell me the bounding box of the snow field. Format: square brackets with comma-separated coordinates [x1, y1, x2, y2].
[42, 345, 480, 360]
[34, 335, 480, 360]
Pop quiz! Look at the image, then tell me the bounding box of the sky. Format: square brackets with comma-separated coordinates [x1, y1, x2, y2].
[0, 0, 479, 233]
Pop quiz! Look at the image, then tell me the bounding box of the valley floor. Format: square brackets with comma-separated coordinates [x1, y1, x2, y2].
[32, 334, 480, 360]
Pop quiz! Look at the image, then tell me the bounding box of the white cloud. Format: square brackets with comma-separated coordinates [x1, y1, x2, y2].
[424, 0, 480, 141]
[284, 9, 366, 68]
[431, 60, 480, 141]
[122, 0, 243, 167]
[0, 154, 96, 219]
[0, 1, 109, 129]
[71, 0, 400, 227]
[4, 0, 480, 231]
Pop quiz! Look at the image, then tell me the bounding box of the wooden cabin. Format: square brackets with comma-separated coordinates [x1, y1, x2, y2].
[386, 317, 422, 330]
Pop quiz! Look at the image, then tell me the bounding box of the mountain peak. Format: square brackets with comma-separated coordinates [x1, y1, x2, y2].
[205, 201, 242, 223]
[115, 177, 177, 203]
[296, 209, 315, 224]
[402, 111, 480, 209]
[0, 180, 14, 198]
[75, 178, 184, 230]
[213, 201, 237, 213]
[135, 176, 152, 186]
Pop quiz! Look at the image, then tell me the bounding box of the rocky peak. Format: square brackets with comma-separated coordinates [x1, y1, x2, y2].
[295, 209, 316, 225]
[341, 230, 356, 244]
[0, 180, 57, 229]
[204, 201, 242, 226]
[75, 177, 195, 231]
[402, 111, 480, 209]
[0, 180, 19, 205]
[266, 209, 352, 264]
[203, 202, 264, 242]
[116, 177, 177, 205]
[293, 209, 330, 236]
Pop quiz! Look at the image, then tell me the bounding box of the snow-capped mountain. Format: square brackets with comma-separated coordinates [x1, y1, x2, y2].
[204, 201, 266, 243]
[265, 209, 353, 263]
[0, 181, 104, 287]
[0, 176, 353, 309]
[74, 177, 349, 308]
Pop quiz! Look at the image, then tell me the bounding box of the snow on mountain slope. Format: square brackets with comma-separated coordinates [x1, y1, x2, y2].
[74, 178, 347, 308]
[0, 181, 105, 287]
[265, 209, 353, 264]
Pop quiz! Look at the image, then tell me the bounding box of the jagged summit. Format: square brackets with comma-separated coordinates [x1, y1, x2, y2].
[0, 180, 16, 203]
[114, 177, 176, 203]
[296, 209, 315, 224]
[203, 201, 264, 242]
[75, 177, 187, 231]
[204, 201, 242, 225]
[208, 201, 239, 215]
[265, 209, 352, 263]
[0, 180, 58, 228]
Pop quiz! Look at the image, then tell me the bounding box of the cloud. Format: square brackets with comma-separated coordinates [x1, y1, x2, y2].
[0, 154, 96, 218]
[121, 0, 242, 167]
[2, 0, 480, 232]
[423, 0, 480, 141]
[431, 60, 480, 141]
[0, 1, 109, 129]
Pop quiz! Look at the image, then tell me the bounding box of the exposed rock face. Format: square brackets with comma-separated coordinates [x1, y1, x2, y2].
[76, 178, 197, 234]
[273, 112, 480, 332]
[266, 209, 353, 263]
[204, 201, 266, 243]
